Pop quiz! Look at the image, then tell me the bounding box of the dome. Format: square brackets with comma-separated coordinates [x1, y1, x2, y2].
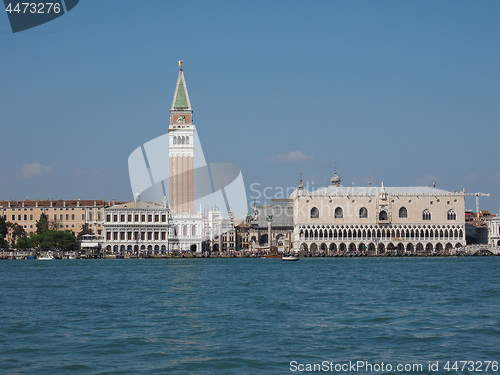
[330, 171, 341, 186]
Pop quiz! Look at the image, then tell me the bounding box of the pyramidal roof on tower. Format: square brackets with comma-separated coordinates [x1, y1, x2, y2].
[171, 61, 192, 111]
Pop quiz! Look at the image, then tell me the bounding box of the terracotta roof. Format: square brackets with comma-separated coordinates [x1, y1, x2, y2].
[0, 199, 124, 208]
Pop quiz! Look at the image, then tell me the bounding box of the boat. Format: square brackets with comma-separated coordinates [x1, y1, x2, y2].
[260, 253, 282, 258]
[282, 256, 299, 261]
[37, 252, 54, 260]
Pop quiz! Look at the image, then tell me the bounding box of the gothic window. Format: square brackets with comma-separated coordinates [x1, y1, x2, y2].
[422, 209, 431, 221]
[310, 207, 319, 218]
[399, 206, 408, 218]
[335, 207, 343, 218]
[379, 210, 388, 220]
[186, 136, 189, 144]
[359, 207, 368, 218]
[447, 209, 456, 220]
[173, 137, 177, 145]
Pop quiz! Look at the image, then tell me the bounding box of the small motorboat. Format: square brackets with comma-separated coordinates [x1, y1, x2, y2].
[37, 252, 54, 260]
[282, 256, 299, 261]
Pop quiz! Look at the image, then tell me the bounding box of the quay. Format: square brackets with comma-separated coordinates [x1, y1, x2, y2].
[1, 244, 499, 260]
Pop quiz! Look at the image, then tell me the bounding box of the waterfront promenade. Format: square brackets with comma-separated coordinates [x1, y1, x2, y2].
[1, 244, 499, 259]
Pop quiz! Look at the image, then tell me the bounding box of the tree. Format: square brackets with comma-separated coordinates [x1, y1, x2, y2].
[43, 230, 78, 251]
[8, 223, 26, 247]
[0, 217, 7, 249]
[0, 216, 7, 237]
[49, 218, 61, 230]
[36, 213, 49, 235]
[15, 236, 30, 250]
[29, 234, 44, 250]
[77, 223, 93, 242]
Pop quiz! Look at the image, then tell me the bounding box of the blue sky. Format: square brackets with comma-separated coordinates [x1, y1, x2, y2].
[1, 0, 499, 213]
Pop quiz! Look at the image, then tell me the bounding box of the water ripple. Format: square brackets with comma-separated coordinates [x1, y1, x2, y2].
[0, 257, 499, 374]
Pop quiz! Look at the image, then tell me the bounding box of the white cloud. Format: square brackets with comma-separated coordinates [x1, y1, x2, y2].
[267, 150, 313, 162]
[414, 174, 439, 186]
[19, 163, 52, 179]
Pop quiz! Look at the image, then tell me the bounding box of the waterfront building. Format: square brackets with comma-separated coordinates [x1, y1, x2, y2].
[235, 221, 250, 251]
[291, 170, 466, 254]
[204, 209, 234, 252]
[487, 213, 500, 247]
[465, 209, 494, 244]
[100, 194, 171, 253]
[248, 199, 294, 252]
[0, 199, 118, 236]
[171, 211, 204, 252]
[98, 194, 204, 254]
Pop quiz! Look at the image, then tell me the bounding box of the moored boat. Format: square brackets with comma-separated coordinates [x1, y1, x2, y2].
[260, 253, 282, 258]
[37, 252, 54, 260]
[282, 256, 299, 261]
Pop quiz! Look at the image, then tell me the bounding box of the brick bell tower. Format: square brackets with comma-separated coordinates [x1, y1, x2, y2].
[168, 60, 195, 214]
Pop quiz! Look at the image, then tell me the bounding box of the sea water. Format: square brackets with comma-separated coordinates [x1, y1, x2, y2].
[0, 257, 499, 374]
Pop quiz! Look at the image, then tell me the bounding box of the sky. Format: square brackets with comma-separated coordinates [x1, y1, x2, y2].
[1, 0, 499, 214]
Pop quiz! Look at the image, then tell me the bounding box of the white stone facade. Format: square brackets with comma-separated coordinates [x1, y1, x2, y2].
[292, 181, 466, 254]
[487, 215, 500, 247]
[99, 197, 204, 253]
[170, 212, 204, 252]
[204, 209, 233, 251]
[102, 200, 173, 253]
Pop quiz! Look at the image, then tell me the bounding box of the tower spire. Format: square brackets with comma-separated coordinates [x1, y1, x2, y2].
[171, 61, 191, 111]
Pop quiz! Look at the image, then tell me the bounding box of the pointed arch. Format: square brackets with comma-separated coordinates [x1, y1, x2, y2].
[359, 207, 368, 218]
[335, 207, 343, 218]
[422, 209, 431, 220]
[399, 206, 408, 218]
[310, 207, 320, 218]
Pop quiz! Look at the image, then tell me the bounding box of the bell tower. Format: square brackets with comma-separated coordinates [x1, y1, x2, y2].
[168, 60, 195, 214]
